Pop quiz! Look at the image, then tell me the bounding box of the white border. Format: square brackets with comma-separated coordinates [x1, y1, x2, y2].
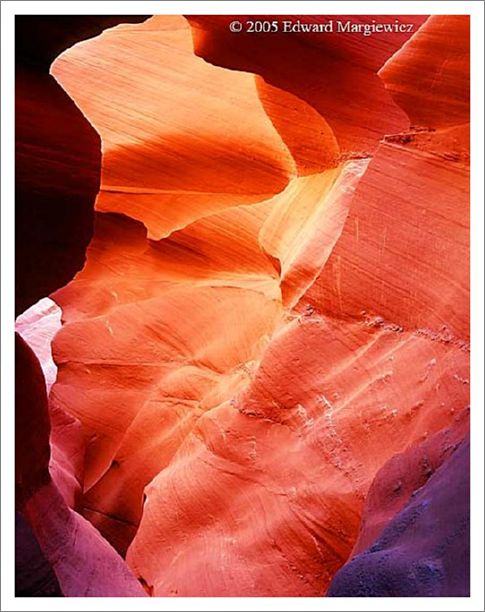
[1, 2, 483, 611]
[0, 0, 482, 15]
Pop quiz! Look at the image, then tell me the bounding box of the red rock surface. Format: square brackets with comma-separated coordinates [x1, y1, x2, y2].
[327, 433, 470, 596]
[15, 16, 150, 315]
[15, 16, 150, 598]
[15, 333, 146, 596]
[15, 511, 63, 597]
[348, 416, 469, 557]
[379, 15, 470, 129]
[15, 60, 99, 316]
[16, 14, 470, 597]
[187, 15, 427, 155]
[16, 334, 52, 504]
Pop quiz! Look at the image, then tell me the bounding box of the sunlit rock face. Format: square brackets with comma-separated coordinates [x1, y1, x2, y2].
[16, 14, 469, 597]
[15, 298, 61, 393]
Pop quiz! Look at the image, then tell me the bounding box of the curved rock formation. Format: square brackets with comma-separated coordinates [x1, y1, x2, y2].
[15, 334, 146, 597]
[15, 511, 63, 597]
[187, 15, 426, 154]
[15, 16, 149, 597]
[327, 433, 470, 597]
[15, 15, 151, 315]
[16, 22, 96, 316]
[51, 16, 296, 241]
[16, 13, 470, 598]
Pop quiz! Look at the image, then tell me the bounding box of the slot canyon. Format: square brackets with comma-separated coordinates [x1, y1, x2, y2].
[15, 14, 470, 598]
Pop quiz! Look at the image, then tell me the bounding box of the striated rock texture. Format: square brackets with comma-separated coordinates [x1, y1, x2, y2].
[14, 16, 149, 598]
[327, 433, 470, 597]
[16, 14, 469, 597]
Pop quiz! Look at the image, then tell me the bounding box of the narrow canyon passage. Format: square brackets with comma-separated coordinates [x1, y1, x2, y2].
[15, 14, 470, 598]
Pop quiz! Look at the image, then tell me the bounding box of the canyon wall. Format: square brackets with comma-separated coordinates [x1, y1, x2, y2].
[15, 14, 470, 597]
